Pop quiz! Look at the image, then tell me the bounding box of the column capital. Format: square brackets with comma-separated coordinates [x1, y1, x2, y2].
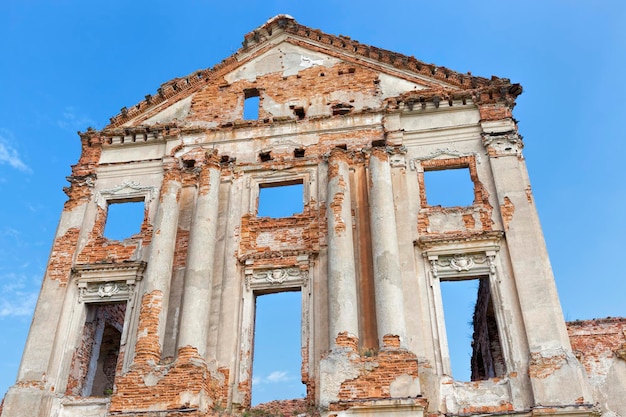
[162, 156, 182, 183]
[482, 131, 524, 157]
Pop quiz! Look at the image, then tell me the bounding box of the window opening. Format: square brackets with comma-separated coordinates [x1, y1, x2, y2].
[423, 167, 474, 207]
[439, 277, 504, 381]
[258, 181, 304, 218]
[104, 200, 144, 240]
[68, 302, 126, 396]
[244, 89, 260, 120]
[252, 291, 304, 405]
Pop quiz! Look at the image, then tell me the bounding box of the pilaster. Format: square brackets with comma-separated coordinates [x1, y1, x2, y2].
[177, 151, 221, 358]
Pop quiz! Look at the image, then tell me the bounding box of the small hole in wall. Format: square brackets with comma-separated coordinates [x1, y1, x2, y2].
[294, 148, 305, 158]
[259, 151, 272, 162]
[293, 107, 305, 120]
[183, 159, 195, 168]
[103, 200, 145, 240]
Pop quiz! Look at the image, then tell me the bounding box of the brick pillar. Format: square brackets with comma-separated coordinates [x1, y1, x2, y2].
[177, 152, 221, 357]
[137, 158, 182, 361]
[368, 147, 407, 349]
[326, 148, 359, 347]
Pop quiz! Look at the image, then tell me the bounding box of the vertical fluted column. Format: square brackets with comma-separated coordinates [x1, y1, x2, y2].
[177, 152, 221, 357]
[368, 148, 407, 348]
[139, 158, 182, 359]
[326, 149, 359, 347]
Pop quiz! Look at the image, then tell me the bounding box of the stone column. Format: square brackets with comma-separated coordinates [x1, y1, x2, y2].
[368, 147, 407, 348]
[138, 158, 182, 360]
[481, 119, 593, 405]
[326, 148, 359, 347]
[177, 152, 221, 357]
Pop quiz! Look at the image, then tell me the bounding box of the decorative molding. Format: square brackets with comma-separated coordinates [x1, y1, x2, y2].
[416, 230, 503, 252]
[384, 145, 408, 168]
[95, 181, 158, 209]
[244, 266, 309, 291]
[428, 252, 494, 280]
[409, 148, 481, 171]
[482, 132, 524, 157]
[73, 262, 146, 303]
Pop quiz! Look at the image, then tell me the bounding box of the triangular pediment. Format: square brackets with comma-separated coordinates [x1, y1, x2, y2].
[109, 15, 514, 129]
[224, 41, 432, 96]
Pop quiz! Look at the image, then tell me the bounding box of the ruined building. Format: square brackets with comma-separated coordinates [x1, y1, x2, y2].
[2, 15, 625, 417]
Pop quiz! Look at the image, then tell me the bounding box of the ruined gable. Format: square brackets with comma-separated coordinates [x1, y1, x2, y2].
[2, 14, 622, 417]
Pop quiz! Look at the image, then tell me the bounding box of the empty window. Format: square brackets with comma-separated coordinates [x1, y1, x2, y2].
[258, 182, 304, 218]
[104, 200, 145, 240]
[252, 291, 304, 405]
[244, 89, 260, 120]
[440, 277, 504, 381]
[423, 167, 474, 207]
[68, 303, 126, 396]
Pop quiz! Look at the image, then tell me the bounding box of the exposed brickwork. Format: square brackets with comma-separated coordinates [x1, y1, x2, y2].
[417, 156, 493, 235]
[65, 312, 97, 395]
[567, 318, 626, 377]
[470, 279, 505, 380]
[188, 62, 380, 126]
[133, 290, 165, 364]
[63, 131, 102, 210]
[529, 351, 568, 379]
[11, 15, 619, 417]
[335, 332, 359, 352]
[458, 403, 514, 415]
[251, 398, 310, 417]
[107, 16, 519, 129]
[74, 201, 153, 265]
[111, 346, 223, 413]
[478, 103, 513, 122]
[172, 228, 190, 269]
[66, 303, 126, 396]
[333, 346, 419, 406]
[500, 196, 515, 231]
[46, 227, 80, 285]
[239, 204, 320, 259]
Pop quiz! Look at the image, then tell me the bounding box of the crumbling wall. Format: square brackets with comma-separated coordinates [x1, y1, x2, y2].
[471, 278, 505, 381]
[417, 155, 493, 236]
[66, 303, 126, 397]
[568, 318, 626, 417]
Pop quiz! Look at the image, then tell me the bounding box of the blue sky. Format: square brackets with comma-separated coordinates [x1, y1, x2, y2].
[0, 0, 624, 404]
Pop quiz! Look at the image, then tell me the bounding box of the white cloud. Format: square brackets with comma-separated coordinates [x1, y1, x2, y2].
[266, 370, 289, 382]
[0, 292, 37, 317]
[0, 130, 31, 173]
[57, 106, 96, 131]
[253, 370, 293, 385]
[0, 272, 39, 318]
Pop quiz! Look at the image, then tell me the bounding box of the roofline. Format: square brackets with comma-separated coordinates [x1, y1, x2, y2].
[104, 15, 520, 129]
